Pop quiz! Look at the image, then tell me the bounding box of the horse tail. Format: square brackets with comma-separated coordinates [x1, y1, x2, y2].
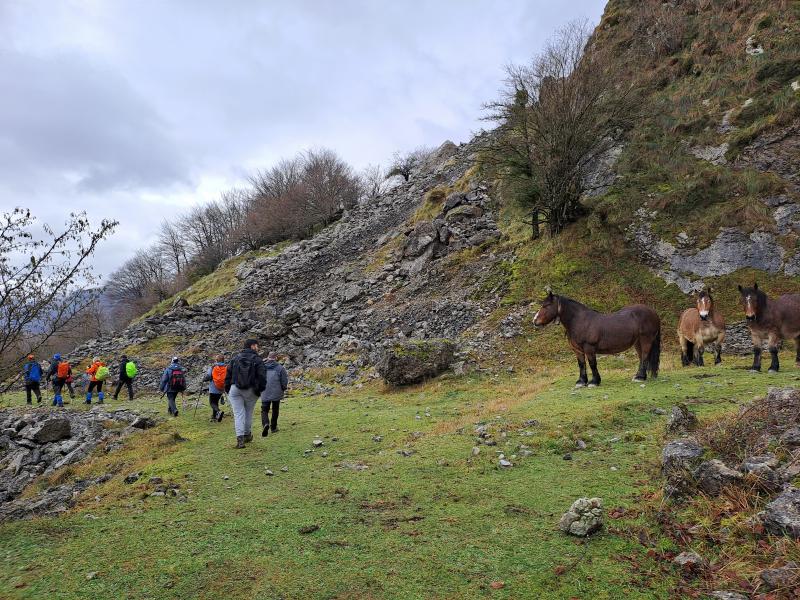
[648, 329, 661, 378]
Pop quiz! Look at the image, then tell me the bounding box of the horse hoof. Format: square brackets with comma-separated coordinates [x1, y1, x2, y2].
[768, 369, 778, 374]
[749, 369, 761, 374]
[575, 383, 587, 388]
[632, 377, 645, 383]
[587, 383, 598, 388]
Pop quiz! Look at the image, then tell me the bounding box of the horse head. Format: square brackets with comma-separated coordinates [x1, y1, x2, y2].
[696, 289, 713, 321]
[533, 289, 560, 327]
[737, 282, 761, 322]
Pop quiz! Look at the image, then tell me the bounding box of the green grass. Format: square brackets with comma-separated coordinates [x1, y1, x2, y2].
[1, 350, 799, 599]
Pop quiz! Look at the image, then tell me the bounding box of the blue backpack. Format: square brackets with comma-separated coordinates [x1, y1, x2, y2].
[25, 362, 42, 383]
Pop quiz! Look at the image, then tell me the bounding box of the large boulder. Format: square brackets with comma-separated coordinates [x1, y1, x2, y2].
[376, 339, 455, 386]
[760, 486, 800, 538]
[558, 497, 603, 537]
[23, 418, 71, 444]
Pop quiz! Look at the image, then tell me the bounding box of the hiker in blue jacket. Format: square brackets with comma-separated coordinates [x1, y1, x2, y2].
[159, 357, 186, 417]
[22, 354, 43, 405]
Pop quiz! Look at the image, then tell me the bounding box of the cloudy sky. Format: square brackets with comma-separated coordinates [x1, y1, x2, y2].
[0, 0, 606, 276]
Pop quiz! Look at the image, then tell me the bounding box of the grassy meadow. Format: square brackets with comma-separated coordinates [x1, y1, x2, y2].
[1, 349, 799, 599]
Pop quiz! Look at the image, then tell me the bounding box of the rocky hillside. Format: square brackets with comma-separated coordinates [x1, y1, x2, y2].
[68, 0, 800, 388]
[70, 137, 513, 388]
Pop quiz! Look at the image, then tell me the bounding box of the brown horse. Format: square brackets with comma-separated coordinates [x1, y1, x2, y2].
[678, 290, 726, 367]
[738, 283, 800, 372]
[533, 291, 661, 387]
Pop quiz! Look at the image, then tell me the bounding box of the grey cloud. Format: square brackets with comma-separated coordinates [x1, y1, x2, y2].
[0, 50, 188, 193]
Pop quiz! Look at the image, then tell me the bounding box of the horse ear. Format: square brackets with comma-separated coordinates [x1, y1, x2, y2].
[754, 282, 758, 290]
[738, 284, 743, 292]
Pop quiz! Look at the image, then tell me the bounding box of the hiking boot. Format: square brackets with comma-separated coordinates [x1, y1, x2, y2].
[262, 424, 269, 438]
[217, 411, 225, 422]
[235, 436, 245, 449]
[243, 433, 253, 443]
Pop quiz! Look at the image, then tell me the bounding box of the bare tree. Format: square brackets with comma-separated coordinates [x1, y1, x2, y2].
[483, 21, 638, 236]
[361, 163, 389, 201]
[0, 208, 116, 387]
[386, 147, 433, 182]
[105, 247, 173, 313]
[157, 220, 188, 276]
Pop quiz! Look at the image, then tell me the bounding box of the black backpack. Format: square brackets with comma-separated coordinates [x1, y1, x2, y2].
[169, 368, 187, 392]
[231, 351, 265, 393]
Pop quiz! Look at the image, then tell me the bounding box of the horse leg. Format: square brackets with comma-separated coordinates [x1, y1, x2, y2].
[795, 336, 800, 368]
[586, 349, 601, 387]
[694, 335, 704, 367]
[633, 338, 649, 382]
[678, 333, 690, 367]
[575, 352, 588, 387]
[715, 331, 725, 365]
[750, 332, 763, 372]
[768, 332, 780, 373]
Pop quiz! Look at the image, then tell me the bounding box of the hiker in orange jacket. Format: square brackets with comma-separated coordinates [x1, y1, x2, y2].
[85, 356, 107, 404]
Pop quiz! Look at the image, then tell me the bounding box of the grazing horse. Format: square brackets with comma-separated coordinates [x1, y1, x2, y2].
[533, 291, 661, 387]
[677, 290, 726, 366]
[738, 283, 800, 372]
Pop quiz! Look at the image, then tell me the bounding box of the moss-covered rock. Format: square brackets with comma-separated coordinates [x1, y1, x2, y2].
[376, 338, 455, 386]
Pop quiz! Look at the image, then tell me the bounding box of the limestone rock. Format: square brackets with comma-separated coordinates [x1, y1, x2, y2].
[760, 487, 800, 538]
[24, 418, 71, 444]
[558, 497, 603, 537]
[759, 562, 798, 591]
[666, 404, 698, 434]
[694, 459, 743, 496]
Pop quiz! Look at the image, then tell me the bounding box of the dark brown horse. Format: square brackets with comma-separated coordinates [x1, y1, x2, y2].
[738, 283, 800, 372]
[678, 290, 725, 367]
[533, 291, 661, 387]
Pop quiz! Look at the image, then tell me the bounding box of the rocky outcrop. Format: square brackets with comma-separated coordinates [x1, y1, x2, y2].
[375, 339, 456, 386]
[662, 437, 705, 499]
[558, 497, 604, 537]
[0, 407, 158, 521]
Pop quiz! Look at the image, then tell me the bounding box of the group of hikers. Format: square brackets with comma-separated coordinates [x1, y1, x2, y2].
[22, 353, 138, 407]
[21, 337, 289, 449]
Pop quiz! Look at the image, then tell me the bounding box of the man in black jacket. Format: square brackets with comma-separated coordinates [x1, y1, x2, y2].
[224, 339, 267, 449]
[113, 354, 134, 401]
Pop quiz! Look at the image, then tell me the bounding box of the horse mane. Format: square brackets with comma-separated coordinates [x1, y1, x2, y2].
[555, 295, 598, 315]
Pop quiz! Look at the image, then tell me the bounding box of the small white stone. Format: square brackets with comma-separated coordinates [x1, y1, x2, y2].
[499, 459, 513, 467]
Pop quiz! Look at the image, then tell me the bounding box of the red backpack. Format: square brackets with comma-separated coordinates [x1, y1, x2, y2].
[211, 365, 227, 391]
[169, 368, 186, 392]
[57, 361, 71, 380]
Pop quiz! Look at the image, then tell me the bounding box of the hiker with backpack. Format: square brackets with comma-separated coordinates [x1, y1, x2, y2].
[260, 352, 288, 437]
[201, 354, 227, 422]
[224, 339, 267, 449]
[22, 354, 43, 405]
[113, 354, 137, 401]
[85, 357, 109, 404]
[46, 353, 72, 407]
[159, 357, 187, 417]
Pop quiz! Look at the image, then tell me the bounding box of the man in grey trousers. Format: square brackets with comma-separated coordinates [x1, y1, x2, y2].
[261, 352, 288, 437]
[224, 339, 267, 449]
